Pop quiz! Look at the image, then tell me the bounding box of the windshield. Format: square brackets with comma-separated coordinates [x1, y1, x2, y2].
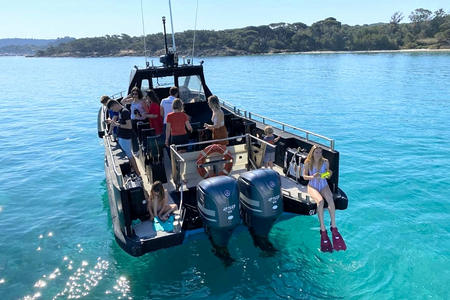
[177, 75, 206, 103]
[152, 76, 174, 88]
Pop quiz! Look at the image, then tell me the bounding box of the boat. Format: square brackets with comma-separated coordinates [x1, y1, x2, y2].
[97, 17, 348, 262]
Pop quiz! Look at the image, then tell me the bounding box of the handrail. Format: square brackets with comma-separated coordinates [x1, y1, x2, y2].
[101, 107, 124, 187]
[220, 99, 335, 150]
[249, 111, 335, 150]
[169, 134, 249, 188]
[110, 90, 126, 100]
[104, 133, 124, 188]
[172, 134, 247, 150]
[169, 133, 271, 168]
[169, 144, 186, 162]
[249, 134, 276, 150]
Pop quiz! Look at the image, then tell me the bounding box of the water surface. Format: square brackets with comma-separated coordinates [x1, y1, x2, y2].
[0, 52, 449, 299]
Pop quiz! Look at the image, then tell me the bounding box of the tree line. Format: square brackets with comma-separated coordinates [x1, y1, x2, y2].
[0, 37, 74, 56]
[36, 8, 449, 57]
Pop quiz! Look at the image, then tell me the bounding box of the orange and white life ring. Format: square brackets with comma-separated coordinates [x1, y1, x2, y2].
[196, 144, 233, 178]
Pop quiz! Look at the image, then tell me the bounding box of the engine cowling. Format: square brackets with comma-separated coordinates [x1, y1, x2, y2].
[197, 176, 240, 249]
[238, 169, 283, 250]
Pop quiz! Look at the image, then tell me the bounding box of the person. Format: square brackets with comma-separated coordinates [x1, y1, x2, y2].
[144, 89, 164, 136]
[262, 126, 280, 169]
[302, 145, 346, 252]
[100, 95, 111, 111]
[165, 98, 193, 151]
[160, 86, 178, 139]
[101, 95, 118, 136]
[147, 181, 177, 222]
[204, 95, 228, 145]
[106, 99, 140, 176]
[121, 87, 148, 153]
[121, 87, 148, 120]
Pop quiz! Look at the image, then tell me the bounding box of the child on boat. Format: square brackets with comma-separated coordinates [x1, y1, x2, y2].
[100, 96, 118, 137]
[302, 145, 346, 253]
[263, 126, 280, 169]
[147, 181, 177, 222]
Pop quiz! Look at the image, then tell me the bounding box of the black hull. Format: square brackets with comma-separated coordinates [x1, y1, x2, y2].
[283, 187, 348, 216]
[114, 231, 185, 257]
[104, 152, 348, 257]
[105, 154, 186, 257]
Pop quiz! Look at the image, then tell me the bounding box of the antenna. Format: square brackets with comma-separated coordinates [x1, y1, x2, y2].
[160, 16, 175, 67]
[191, 0, 199, 64]
[140, 0, 148, 66]
[168, 0, 176, 52]
[162, 16, 169, 54]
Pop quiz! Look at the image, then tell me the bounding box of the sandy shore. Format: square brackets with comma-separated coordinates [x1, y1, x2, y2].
[286, 48, 450, 55]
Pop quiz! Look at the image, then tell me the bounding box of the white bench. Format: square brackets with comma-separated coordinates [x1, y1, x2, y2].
[173, 143, 249, 189]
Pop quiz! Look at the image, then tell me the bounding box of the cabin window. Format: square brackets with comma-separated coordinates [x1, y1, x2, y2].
[152, 76, 174, 88]
[177, 75, 206, 103]
[141, 79, 150, 91]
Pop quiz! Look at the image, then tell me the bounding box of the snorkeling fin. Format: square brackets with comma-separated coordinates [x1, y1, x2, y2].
[320, 230, 333, 253]
[331, 227, 347, 251]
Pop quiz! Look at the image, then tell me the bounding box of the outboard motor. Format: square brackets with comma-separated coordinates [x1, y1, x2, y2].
[197, 176, 240, 264]
[238, 169, 283, 252]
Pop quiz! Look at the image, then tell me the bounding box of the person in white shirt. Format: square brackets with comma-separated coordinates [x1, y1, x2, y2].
[160, 86, 178, 123]
[160, 86, 179, 144]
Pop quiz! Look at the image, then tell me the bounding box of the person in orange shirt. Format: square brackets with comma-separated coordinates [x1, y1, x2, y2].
[165, 98, 193, 151]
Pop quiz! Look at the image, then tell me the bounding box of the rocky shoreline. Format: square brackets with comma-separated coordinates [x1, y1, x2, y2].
[28, 47, 450, 58]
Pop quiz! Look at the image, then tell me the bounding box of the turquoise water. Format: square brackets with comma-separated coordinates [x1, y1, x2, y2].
[0, 53, 449, 299]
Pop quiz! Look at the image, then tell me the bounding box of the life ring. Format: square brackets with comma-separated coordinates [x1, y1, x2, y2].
[196, 144, 233, 178]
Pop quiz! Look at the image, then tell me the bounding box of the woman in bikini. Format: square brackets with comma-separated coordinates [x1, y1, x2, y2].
[147, 181, 177, 222]
[302, 145, 346, 252]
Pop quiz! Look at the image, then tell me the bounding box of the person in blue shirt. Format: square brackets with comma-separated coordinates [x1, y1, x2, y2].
[100, 95, 118, 136]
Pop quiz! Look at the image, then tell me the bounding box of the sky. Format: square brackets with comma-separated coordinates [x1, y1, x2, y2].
[0, 0, 448, 39]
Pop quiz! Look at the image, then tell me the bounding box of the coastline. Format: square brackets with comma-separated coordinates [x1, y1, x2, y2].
[289, 48, 450, 55]
[3, 48, 449, 58]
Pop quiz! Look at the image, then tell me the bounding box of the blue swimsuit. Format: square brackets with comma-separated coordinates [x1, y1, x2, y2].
[308, 163, 328, 191]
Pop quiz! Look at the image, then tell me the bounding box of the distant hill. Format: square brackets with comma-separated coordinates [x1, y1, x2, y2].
[0, 37, 75, 56]
[35, 8, 450, 57]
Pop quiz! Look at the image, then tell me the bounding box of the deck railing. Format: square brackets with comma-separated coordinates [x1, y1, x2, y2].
[102, 107, 124, 187]
[107, 91, 334, 150]
[169, 134, 273, 188]
[111, 90, 126, 100]
[220, 99, 335, 150]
